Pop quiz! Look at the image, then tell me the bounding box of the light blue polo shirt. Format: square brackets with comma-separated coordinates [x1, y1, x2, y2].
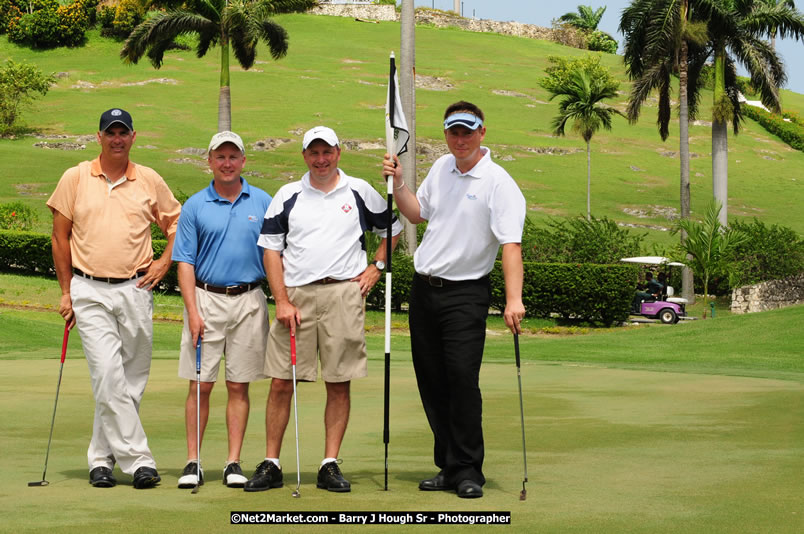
[173, 178, 272, 287]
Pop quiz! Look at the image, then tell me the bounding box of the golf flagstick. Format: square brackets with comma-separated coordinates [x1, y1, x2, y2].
[192, 339, 201, 494]
[28, 321, 70, 487]
[383, 50, 409, 491]
[514, 334, 528, 500]
[290, 331, 301, 498]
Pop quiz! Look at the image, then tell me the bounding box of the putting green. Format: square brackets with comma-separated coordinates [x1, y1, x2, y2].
[3, 358, 802, 533]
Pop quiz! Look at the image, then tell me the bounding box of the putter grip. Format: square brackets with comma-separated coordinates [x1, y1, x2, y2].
[195, 340, 201, 373]
[514, 334, 521, 367]
[290, 332, 297, 366]
[60, 322, 70, 363]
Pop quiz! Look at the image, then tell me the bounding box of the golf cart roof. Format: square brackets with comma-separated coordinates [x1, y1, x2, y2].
[620, 256, 686, 267]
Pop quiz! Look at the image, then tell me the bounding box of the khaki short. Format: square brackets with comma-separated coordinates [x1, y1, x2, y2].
[265, 281, 367, 383]
[179, 286, 270, 383]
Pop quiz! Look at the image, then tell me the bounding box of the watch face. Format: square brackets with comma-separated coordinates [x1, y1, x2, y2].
[374, 260, 385, 270]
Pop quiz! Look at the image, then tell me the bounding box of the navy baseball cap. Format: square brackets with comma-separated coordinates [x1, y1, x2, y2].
[443, 112, 483, 130]
[99, 108, 133, 132]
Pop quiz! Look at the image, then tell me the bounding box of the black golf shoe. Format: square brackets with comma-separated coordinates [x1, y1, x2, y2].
[132, 466, 161, 489]
[243, 460, 283, 492]
[317, 461, 350, 492]
[177, 461, 203, 489]
[419, 471, 451, 491]
[89, 466, 116, 488]
[456, 479, 483, 498]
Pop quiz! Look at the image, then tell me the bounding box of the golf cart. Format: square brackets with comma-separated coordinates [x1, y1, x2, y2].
[621, 256, 690, 324]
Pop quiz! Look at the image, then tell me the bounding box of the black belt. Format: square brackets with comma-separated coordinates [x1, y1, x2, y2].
[416, 272, 487, 288]
[73, 267, 145, 284]
[196, 280, 259, 296]
[310, 277, 348, 285]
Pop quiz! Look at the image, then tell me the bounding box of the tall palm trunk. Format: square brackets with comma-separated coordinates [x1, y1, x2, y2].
[679, 8, 695, 303]
[586, 139, 591, 221]
[218, 35, 231, 132]
[711, 44, 729, 228]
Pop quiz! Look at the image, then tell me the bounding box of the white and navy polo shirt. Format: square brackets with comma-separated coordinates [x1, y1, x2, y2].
[414, 147, 526, 280]
[258, 170, 403, 287]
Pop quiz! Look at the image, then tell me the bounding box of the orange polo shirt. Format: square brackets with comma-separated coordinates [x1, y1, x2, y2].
[47, 157, 181, 278]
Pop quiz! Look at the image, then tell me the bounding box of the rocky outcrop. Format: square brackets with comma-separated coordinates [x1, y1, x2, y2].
[309, 5, 555, 41]
[730, 273, 804, 314]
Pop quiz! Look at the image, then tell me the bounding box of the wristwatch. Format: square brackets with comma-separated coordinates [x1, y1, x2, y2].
[372, 260, 386, 270]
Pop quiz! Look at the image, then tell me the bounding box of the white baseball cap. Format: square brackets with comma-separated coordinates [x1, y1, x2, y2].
[444, 112, 484, 130]
[302, 126, 339, 149]
[208, 131, 245, 154]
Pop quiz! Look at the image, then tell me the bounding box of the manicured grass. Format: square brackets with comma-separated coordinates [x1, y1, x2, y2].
[1, 306, 802, 533]
[1, 15, 803, 248]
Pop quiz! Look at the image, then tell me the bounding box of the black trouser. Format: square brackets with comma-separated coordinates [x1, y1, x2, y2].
[409, 274, 490, 486]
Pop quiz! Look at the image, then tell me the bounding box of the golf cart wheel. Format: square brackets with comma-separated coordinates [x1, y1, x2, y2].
[659, 308, 677, 324]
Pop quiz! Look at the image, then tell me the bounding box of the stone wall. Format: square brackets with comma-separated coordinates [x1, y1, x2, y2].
[309, 3, 397, 21]
[308, 5, 556, 41]
[730, 273, 804, 314]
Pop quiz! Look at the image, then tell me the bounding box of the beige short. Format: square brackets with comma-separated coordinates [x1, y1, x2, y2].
[265, 281, 367, 383]
[179, 286, 270, 383]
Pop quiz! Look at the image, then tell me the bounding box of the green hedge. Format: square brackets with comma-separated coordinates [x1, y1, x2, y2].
[741, 104, 804, 152]
[491, 262, 638, 325]
[0, 230, 639, 325]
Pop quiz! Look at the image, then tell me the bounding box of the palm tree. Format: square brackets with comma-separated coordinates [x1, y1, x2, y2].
[559, 5, 607, 31]
[757, 0, 797, 50]
[704, 0, 804, 227]
[121, 0, 315, 132]
[544, 67, 624, 220]
[620, 0, 713, 303]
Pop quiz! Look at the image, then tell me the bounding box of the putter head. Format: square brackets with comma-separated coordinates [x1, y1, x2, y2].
[28, 480, 49, 487]
[292, 490, 300, 498]
[191, 484, 200, 494]
[520, 482, 527, 501]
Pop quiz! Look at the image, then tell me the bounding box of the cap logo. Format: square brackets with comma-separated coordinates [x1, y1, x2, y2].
[111, 109, 122, 116]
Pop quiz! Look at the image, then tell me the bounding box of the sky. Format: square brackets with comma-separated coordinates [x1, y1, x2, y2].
[414, 0, 804, 95]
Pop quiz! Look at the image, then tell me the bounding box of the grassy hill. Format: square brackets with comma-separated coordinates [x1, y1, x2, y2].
[2, 13, 803, 246]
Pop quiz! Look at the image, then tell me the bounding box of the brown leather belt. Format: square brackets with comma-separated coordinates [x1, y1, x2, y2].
[310, 277, 348, 285]
[73, 267, 145, 284]
[195, 280, 259, 296]
[416, 273, 488, 288]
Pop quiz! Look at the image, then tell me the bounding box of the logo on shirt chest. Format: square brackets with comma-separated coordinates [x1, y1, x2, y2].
[341, 203, 353, 213]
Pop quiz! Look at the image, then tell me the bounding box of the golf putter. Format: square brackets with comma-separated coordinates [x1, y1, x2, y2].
[514, 333, 528, 500]
[192, 339, 202, 494]
[29, 321, 70, 487]
[290, 331, 301, 498]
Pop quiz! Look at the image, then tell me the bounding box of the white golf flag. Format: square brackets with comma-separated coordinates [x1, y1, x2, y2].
[386, 52, 409, 156]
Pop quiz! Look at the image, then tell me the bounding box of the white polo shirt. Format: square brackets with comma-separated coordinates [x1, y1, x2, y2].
[414, 147, 526, 280]
[258, 169, 403, 287]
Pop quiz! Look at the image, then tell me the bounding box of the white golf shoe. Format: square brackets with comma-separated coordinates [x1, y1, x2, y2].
[178, 461, 203, 488]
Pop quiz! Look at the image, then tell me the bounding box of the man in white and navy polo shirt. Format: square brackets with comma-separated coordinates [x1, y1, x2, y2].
[383, 101, 526, 499]
[245, 126, 402, 493]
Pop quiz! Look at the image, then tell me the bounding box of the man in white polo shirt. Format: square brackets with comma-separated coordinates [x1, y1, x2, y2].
[245, 126, 402, 493]
[383, 101, 526, 499]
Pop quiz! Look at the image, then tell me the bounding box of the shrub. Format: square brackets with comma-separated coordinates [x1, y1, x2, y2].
[0, 59, 56, 133]
[490, 262, 638, 325]
[521, 215, 645, 264]
[725, 219, 804, 288]
[0, 202, 37, 231]
[56, 1, 90, 47]
[0, 0, 24, 34]
[742, 103, 804, 152]
[586, 30, 617, 54]
[540, 54, 619, 95]
[99, 0, 144, 39]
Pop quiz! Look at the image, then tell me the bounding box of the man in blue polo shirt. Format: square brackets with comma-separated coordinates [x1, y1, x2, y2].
[172, 131, 272, 489]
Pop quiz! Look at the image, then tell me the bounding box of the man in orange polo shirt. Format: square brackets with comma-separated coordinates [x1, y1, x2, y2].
[47, 108, 181, 489]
